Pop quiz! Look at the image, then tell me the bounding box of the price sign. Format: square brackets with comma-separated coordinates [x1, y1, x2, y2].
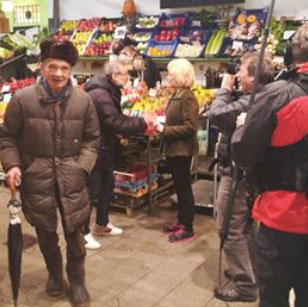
[232, 40, 243, 49]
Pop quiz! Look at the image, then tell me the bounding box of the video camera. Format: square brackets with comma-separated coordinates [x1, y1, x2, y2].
[226, 58, 242, 100]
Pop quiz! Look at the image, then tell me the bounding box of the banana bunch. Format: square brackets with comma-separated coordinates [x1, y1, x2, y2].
[192, 85, 216, 107]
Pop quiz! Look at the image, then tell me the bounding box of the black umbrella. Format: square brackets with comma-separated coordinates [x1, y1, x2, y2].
[218, 0, 277, 286]
[7, 185, 23, 307]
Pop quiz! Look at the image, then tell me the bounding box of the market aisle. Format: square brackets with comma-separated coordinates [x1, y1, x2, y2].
[0, 185, 258, 307]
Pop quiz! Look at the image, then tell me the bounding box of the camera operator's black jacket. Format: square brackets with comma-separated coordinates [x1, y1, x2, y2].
[208, 87, 263, 175]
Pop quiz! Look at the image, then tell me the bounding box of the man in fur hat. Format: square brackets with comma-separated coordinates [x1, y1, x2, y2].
[0, 39, 100, 307]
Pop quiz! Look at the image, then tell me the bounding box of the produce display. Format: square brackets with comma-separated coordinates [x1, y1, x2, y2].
[175, 43, 203, 58]
[254, 33, 278, 55]
[136, 42, 148, 54]
[159, 15, 186, 28]
[227, 10, 264, 40]
[153, 29, 179, 42]
[147, 44, 174, 57]
[0, 47, 14, 60]
[132, 32, 152, 43]
[72, 31, 93, 55]
[59, 20, 79, 33]
[99, 19, 121, 33]
[179, 29, 206, 44]
[77, 18, 101, 31]
[84, 41, 111, 57]
[204, 29, 226, 56]
[0, 77, 36, 123]
[136, 16, 159, 29]
[191, 85, 216, 108]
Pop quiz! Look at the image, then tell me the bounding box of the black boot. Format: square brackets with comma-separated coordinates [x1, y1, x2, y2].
[36, 232, 64, 297]
[46, 273, 64, 296]
[67, 257, 90, 307]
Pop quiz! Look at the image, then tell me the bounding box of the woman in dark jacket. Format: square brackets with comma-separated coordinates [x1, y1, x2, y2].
[155, 58, 199, 242]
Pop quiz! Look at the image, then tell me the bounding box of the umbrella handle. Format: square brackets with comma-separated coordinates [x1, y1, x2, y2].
[11, 186, 17, 202]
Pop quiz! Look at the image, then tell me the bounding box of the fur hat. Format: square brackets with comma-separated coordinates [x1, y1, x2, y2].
[40, 39, 79, 66]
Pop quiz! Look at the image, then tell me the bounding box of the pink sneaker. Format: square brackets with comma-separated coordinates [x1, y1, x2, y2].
[162, 221, 181, 233]
[168, 226, 195, 243]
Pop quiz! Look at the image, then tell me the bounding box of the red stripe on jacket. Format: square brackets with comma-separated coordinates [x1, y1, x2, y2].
[253, 95, 308, 233]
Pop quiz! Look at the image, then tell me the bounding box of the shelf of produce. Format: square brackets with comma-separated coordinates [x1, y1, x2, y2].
[78, 56, 231, 63]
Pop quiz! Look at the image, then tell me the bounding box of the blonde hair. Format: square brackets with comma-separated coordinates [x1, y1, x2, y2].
[167, 58, 196, 88]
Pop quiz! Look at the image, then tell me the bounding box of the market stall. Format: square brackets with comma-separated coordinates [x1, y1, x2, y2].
[0, 0, 307, 216]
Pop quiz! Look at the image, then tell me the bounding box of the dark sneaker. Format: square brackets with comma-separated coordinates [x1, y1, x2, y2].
[168, 226, 194, 243]
[163, 221, 181, 233]
[214, 286, 257, 302]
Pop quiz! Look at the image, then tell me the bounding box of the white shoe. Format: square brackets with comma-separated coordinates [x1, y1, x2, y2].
[85, 233, 101, 250]
[107, 223, 123, 236]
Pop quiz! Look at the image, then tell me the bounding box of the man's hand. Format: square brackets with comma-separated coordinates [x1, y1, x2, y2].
[6, 167, 21, 190]
[221, 74, 236, 92]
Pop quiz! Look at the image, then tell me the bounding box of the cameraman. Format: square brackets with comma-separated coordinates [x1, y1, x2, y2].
[208, 52, 274, 302]
[231, 24, 308, 307]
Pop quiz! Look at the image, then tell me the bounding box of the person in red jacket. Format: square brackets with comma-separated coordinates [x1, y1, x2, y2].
[231, 23, 308, 307]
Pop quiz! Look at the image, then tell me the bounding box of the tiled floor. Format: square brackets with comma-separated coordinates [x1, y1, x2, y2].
[0, 185, 260, 307]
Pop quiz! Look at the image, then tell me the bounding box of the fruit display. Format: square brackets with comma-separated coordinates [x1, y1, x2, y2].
[153, 29, 179, 42]
[1, 77, 36, 93]
[99, 19, 120, 32]
[84, 41, 111, 57]
[136, 42, 148, 54]
[227, 9, 265, 40]
[77, 18, 101, 31]
[159, 15, 186, 28]
[0, 77, 36, 123]
[53, 33, 71, 41]
[136, 16, 159, 29]
[59, 20, 78, 33]
[147, 44, 174, 57]
[1, 36, 24, 53]
[72, 31, 92, 55]
[191, 85, 216, 107]
[179, 29, 205, 44]
[254, 33, 279, 55]
[0, 47, 14, 60]
[132, 32, 152, 43]
[204, 29, 226, 56]
[175, 43, 203, 58]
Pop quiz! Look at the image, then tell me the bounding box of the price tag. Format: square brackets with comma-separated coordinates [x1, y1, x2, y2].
[283, 30, 295, 40]
[180, 36, 190, 43]
[192, 20, 201, 27]
[114, 26, 127, 40]
[232, 40, 243, 49]
[3, 94, 12, 103]
[1, 85, 10, 93]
